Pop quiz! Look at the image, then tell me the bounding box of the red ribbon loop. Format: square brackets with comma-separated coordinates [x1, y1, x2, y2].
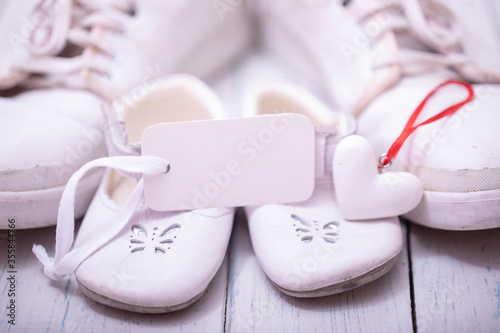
[379, 80, 475, 168]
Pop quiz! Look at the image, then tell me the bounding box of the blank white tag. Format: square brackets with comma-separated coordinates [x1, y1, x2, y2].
[142, 114, 315, 211]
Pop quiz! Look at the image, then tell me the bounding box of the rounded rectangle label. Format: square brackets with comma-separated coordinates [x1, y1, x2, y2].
[142, 114, 315, 211]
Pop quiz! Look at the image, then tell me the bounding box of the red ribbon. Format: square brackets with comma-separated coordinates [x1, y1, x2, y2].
[379, 80, 475, 169]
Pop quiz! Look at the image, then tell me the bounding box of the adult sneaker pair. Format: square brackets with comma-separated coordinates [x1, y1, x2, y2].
[0, 0, 251, 229]
[259, 0, 500, 230]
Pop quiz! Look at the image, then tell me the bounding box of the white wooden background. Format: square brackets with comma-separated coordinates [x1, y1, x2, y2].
[2, 208, 500, 333]
[1, 35, 500, 333]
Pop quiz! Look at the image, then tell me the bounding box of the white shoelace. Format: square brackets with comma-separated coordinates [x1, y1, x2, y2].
[32, 155, 169, 280]
[351, 0, 498, 79]
[6, 0, 134, 97]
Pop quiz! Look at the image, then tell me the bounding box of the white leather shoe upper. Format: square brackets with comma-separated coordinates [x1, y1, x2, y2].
[244, 81, 403, 296]
[33, 76, 236, 312]
[246, 133, 403, 295]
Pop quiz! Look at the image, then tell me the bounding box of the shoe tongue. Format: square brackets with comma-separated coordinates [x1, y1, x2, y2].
[395, 31, 434, 53]
[0, 0, 40, 88]
[439, 0, 500, 73]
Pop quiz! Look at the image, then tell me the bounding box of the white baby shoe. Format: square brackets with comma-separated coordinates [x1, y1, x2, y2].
[0, 0, 251, 229]
[243, 81, 404, 297]
[33, 75, 235, 313]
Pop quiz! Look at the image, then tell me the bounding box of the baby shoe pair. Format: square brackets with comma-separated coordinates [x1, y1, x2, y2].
[33, 75, 413, 312]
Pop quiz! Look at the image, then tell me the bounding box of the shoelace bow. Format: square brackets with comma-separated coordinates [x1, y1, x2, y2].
[32, 155, 169, 280]
[8, 0, 134, 94]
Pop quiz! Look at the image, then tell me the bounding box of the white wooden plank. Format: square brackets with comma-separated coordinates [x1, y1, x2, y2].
[225, 209, 414, 333]
[0, 225, 228, 333]
[410, 223, 500, 333]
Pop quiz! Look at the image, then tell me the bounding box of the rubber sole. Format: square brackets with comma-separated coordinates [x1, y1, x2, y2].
[77, 279, 207, 314]
[404, 189, 500, 231]
[0, 170, 102, 229]
[275, 253, 401, 298]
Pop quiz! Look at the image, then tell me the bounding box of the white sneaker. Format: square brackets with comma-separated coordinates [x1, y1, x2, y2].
[1, 0, 251, 99]
[257, 0, 500, 115]
[243, 80, 404, 297]
[0, 0, 251, 229]
[0, 89, 106, 229]
[359, 74, 500, 230]
[433, 0, 500, 83]
[355, 0, 500, 230]
[33, 75, 235, 313]
[261, 0, 500, 230]
[256, 0, 401, 116]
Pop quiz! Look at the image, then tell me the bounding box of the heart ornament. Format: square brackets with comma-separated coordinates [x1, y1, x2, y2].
[333, 135, 424, 220]
[333, 80, 474, 220]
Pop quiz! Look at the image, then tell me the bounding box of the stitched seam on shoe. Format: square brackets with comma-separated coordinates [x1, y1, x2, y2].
[0, 168, 101, 192]
[189, 210, 234, 219]
[408, 165, 500, 192]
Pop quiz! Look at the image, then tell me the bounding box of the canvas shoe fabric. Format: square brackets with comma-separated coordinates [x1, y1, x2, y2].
[358, 74, 500, 231]
[33, 75, 235, 313]
[0, 0, 251, 99]
[255, 0, 401, 116]
[259, 0, 500, 230]
[0, 88, 106, 229]
[257, 0, 500, 115]
[243, 81, 404, 297]
[433, 0, 500, 83]
[356, 0, 500, 230]
[0, 0, 251, 229]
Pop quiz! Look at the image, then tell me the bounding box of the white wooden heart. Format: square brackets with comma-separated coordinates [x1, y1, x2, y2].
[333, 135, 424, 220]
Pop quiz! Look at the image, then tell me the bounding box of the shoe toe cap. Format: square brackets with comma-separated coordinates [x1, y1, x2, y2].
[247, 200, 403, 294]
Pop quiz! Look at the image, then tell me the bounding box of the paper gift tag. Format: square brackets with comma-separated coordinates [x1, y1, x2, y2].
[142, 114, 315, 211]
